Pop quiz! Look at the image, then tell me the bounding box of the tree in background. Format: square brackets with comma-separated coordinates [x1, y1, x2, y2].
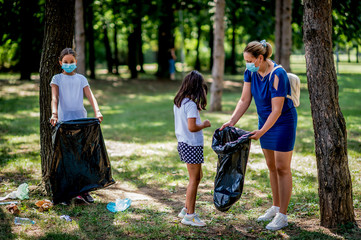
[156, 0, 175, 79]
[210, 0, 225, 112]
[75, 0, 86, 75]
[303, 0, 356, 228]
[275, 0, 292, 72]
[84, 0, 96, 79]
[39, 0, 75, 195]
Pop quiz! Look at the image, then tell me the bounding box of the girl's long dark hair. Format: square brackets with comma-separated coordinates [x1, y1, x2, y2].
[174, 70, 208, 110]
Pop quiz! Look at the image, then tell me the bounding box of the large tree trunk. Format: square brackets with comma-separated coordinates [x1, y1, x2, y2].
[128, 31, 138, 79]
[19, 0, 36, 80]
[303, 0, 355, 228]
[84, 0, 95, 79]
[275, 0, 292, 72]
[112, 0, 119, 75]
[210, 0, 225, 112]
[39, 0, 75, 195]
[209, 21, 214, 71]
[156, 0, 174, 79]
[75, 0, 86, 75]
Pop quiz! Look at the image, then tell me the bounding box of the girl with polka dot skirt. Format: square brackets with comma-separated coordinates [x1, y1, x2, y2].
[173, 70, 211, 227]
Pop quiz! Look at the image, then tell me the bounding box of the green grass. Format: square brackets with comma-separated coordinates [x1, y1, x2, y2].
[1, 58, 361, 239]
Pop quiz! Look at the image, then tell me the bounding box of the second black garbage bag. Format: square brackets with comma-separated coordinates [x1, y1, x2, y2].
[212, 127, 251, 212]
[50, 118, 115, 204]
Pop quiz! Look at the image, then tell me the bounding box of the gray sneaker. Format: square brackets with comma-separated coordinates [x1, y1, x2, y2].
[178, 207, 187, 218]
[257, 206, 280, 222]
[181, 213, 206, 227]
[266, 212, 288, 231]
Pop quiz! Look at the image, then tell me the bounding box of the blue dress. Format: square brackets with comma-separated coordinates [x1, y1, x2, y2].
[244, 62, 297, 152]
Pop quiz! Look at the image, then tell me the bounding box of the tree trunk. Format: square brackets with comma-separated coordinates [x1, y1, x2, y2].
[357, 45, 359, 63]
[84, 0, 95, 79]
[230, 15, 237, 74]
[19, 0, 35, 80]
[134, 1, 145, 73]
[303, 0, 355, 228]
[113, 24, 120, 75]
[209, 21, 214, 71]
[347, 47, 351, 63]
[275, 0, 292, 72]
[128, 31, 138, 79]
[39, 0, 75, 195]
[194, 20, 202, 70]
[75, 0, 86, 75]
[156, 0, 174, 79]
[103, 23, 113, 74]
[210, 0, 225, 112]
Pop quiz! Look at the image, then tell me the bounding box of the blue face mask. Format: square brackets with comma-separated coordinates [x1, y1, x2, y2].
[62, 63, 77, 73]
[246, 58, 260, 72]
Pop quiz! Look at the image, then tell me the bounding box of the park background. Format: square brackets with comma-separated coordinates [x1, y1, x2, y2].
[1, 0, 361, 239]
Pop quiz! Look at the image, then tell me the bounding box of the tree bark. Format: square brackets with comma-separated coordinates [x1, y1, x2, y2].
[19, 0, 36, 80]
[75, 0, 86, 75]
[275, 0, 292, 72]
[112, 0, 119, 75]
[39, 0, 75, 195]
[209, 21, 214, 71]
[128, 31, 138, 79]
[357, 45, 359, 63]
[84, 0, 95, 79]
[210, 0, 225, 112]
[303, 0, 355, 228]
[103, 23, 113, 74]
[156, 0, 174, 79]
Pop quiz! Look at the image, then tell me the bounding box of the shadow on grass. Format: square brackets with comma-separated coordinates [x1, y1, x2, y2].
[0, 207, 16, 240]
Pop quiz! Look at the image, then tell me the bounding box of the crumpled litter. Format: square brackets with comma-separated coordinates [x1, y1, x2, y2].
[5, 203, 20, 215]
[0, 183, 29, 201]
[35, 200, 53, 212]
[60, 215, 72, 222]
[106, 198, 131, 213]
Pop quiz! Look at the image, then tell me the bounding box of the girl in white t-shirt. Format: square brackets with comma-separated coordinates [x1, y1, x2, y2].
[50, 48, 103, 204]
[173, 70, 211, 227]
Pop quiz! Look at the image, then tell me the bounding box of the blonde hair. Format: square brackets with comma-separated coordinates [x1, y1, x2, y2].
[244, 40, 273, 59]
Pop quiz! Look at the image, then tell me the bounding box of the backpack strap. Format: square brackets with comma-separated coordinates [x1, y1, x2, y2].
[268, 65, 283, 81]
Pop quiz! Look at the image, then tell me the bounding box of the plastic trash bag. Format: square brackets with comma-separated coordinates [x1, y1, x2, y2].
[107, 198, 132, 212]
[211, 127, 251, 212]
[50, 118, 115, 204]
[0, 183, 29, 201]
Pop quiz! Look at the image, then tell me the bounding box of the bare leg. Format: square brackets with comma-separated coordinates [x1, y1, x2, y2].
[263, 149, 280, 207]
[185, 163, 202, 214]
[275, 151, 293, 214]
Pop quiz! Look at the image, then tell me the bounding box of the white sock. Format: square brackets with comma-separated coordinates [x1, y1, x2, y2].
[272, 206, 280, 211]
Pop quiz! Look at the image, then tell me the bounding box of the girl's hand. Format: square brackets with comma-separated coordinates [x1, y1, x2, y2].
[249, 130, 265, 140]
[220, 120, 234, 131]
[50, 114, 58, 126]
[203, 119, 211, 128]
[95, 112, 103, 123]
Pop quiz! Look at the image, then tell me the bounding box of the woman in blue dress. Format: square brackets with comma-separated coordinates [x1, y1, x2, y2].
[220, 40, 297, 231]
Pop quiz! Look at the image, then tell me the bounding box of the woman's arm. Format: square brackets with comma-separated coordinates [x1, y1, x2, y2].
[50, 85, 59, 126]
[188, 118, 211, 132]
[83, 86, 103, 123]
[220, 82, 252, 130]
[250, 74, 284, 140]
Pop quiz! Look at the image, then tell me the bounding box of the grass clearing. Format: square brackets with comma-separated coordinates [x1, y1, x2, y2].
[1, 59, 361, 239]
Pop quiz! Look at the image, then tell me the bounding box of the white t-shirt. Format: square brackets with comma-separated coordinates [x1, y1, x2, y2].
[174, 98, 203, 146]
[50, 73, 89, 122]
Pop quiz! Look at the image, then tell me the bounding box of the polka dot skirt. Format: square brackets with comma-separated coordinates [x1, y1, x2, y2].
[177, 142, 204, 164]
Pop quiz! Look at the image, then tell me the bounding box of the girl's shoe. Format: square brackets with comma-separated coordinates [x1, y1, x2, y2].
[181, 213, 206, 227]
[265, 212, 288, 231]
[76, 193, 94, 204]
[257, 206, 280, 221]
[178, 207, 187, 218]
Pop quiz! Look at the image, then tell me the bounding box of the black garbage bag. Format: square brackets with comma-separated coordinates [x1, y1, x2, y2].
[50, 118, 115, 204]
[211, 126, 251, 212]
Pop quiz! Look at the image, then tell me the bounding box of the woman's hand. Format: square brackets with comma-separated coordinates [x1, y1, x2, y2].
[95, 111, 103, 123]
[50, 114, 58, 126]
[249, 130, 265, 140]
[220, 120, 234, 131]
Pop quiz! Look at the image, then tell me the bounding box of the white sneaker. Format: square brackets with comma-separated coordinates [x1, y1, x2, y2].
[178, 207, 187, 218]
[257, 206, 280, 222]
[181, 213, 206, 227]
[266, 212, 288, 231]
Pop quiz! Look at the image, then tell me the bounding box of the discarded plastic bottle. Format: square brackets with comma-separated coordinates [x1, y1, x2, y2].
[14, 217, 35, 225]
